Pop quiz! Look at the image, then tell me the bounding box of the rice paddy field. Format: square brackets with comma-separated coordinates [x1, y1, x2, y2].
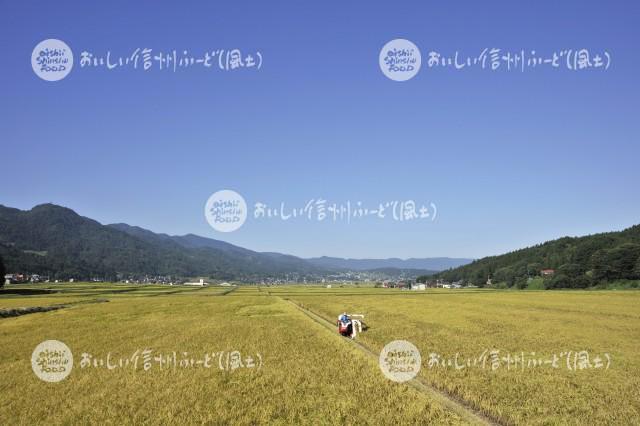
[1, 283, 638, 425]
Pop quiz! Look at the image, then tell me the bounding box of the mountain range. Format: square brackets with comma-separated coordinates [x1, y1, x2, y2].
[306, 256, 473, 271]
[0, 204, 471, 281]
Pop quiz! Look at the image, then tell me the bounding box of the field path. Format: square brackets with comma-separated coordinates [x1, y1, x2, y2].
[280, 297, 501, 426]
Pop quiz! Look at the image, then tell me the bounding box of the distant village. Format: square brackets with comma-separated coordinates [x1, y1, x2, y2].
[380, 279, 475, 289]
[3, 271, 487, 290]
[1, 267, 562, 289]
[3, 264, 450, 287]
[4, 273, 183, 286]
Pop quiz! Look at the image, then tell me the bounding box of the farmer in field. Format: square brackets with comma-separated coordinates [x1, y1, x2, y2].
[337, 312, 365, 339]
[337, 312, 353, 338]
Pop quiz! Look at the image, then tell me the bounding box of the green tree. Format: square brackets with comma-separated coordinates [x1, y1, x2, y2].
[527, 262, 541, 276]
[472, 269, 488, 287]
[590, 249, 611, 282]
[634, 257, 640, 279]
[546, 273, 571, 289]
[515, 276, 529, 289]
[0, 255, 5, 287]
[572, 275, 592, 289]
[558, 263, 584, 278]
[494, 266, 517, 287]
[607, 243, 640, 280]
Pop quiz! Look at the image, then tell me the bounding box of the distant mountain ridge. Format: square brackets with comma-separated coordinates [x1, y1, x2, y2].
[0, 203, 459, 281]
[109, 223, 325, 276]
[306, 256, 473, 271]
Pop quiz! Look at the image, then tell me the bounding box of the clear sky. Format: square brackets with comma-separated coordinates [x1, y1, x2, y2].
[1, 1, 639, 259]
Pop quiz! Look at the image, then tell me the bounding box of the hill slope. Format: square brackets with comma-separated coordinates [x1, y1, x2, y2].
[431, 225, 640, 288]
[0, 204, 324, 280]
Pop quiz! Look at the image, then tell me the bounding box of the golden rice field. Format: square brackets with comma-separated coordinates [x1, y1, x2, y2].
[1, 283, 638, 425]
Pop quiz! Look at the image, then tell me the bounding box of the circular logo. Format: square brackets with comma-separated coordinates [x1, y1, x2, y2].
[31, 39, 74, 81]
[205, 190, 247, 232]
[379, 39, 421, 82]
[31, 340, 74, 382]
[379, 339, 422, 382]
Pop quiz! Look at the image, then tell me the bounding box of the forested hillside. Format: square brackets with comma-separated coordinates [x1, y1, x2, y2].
[428, 225, 640, 289]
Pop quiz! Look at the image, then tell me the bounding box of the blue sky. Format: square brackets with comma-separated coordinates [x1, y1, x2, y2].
[1, 1, 639, 259]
